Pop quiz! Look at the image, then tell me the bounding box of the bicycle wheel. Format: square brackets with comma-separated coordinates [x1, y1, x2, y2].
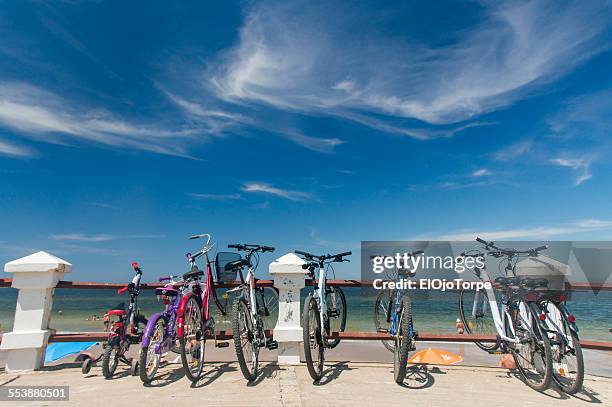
[508, 300, 553, 392]
[233, 297, 259, 381]
[325, 286, 347, 349]
[139, 317, 165, 384]
[394, 296, 413, 384]
[179, 296, 206, 382]
[459, 288, 499, 352]
[374, 289, 395, 352]
[101, 344, 119, 379]
[303, 295, 324, 381]
[548, 303, 584, 394]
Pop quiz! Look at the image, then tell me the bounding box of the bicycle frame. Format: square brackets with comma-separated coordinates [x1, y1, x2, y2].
[141, 282, 183, 353]
[471, 265, 534, 344]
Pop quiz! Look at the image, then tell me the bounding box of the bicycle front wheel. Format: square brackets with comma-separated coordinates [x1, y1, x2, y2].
[508, 301, 553, 392]
[139, 317, 165, 384]
[394, 296, 413, 384]
[303, 295, 324, 381]
[233, 297, 259, 381]
[325, 286, 347, 349]
[101, 344, 119, 379]
[179, 296, 206, 383]
[459, 288, 499, 352]
[374, 289, 395, 352]
[548, 302, 584, 394]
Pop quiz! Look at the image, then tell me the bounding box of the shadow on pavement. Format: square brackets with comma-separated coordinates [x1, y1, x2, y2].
[569, 385, 602, 404]
[144, 365, 185, 388]
[247, 363, 279, 387]
[399, 364, 435, 389]
[315, 361, 354, 385]
[191, 362, 237, 388]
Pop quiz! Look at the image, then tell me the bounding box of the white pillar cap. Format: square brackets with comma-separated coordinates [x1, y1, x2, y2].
[5, 251, 72, 274]
[269, 253, 307, 275]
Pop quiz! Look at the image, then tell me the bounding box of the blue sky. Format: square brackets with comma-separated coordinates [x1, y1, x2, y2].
[1, 0, 612, 281]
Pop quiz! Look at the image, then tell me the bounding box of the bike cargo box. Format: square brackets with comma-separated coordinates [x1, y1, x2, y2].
[515, 255, 570, 290]
[215, 252, 241, 282]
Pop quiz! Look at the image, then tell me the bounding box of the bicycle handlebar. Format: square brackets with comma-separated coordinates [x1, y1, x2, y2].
[118, 286, 128, 295]
[294, 250, 352, 262]
[475, 237, 548, 256]
[228, 243, 275, 253]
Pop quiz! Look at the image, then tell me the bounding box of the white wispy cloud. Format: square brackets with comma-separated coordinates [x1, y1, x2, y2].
[210, 0, 611, 127]
[550, 157, 592, 185]
[0, 138, 34, 157]
[493, 139, 533, 162]
[0, 82, 200, 158]
[190, 193, 242, 201]
[242, 182, 312, 201]
[472, 168, 491, 177]
[431, 219, 612, 241]
[49, 233, 164, 242]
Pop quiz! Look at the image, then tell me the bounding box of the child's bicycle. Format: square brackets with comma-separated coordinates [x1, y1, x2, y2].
[372, 250, 422, 384]
[295, 250, 351, 382]
[81, 262, 147, 378]
[138, 274, 184, 383]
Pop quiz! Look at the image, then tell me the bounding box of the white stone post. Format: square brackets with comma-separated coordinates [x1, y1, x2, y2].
[269, 253, 306, 365]
[1, 251, 71, 371]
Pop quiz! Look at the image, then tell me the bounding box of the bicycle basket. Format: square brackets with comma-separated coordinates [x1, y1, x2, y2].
[215, 252, 242, 282]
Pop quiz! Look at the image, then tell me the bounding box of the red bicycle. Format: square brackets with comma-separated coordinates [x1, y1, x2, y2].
[176, 233, 235, 382]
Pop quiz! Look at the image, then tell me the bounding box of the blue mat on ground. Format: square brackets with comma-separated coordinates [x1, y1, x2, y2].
[44, 342, 98, 363]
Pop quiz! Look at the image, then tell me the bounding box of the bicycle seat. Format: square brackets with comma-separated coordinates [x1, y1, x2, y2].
[108, 309, 126, 317]
[155, 287, 178, 296]
[494, 276, 521, 286]
[183, 266, 203, 281]
[521, 277, 549, 289]
[225, 258, 250, 271]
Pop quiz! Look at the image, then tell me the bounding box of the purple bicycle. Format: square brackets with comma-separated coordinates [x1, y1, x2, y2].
[138, 275, 184, 384]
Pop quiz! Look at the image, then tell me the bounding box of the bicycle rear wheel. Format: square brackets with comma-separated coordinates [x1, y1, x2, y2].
[459, 288, 499, 352]
[508, 301, 552, 392]
[179, 296, 206, 383]
[374, 289, 394, 352]
[394, 296, 413, 384]
[547, 302, 584, 394]
[303, 295, 324, 381]
[233, 297, 259, 381]
[325, 286, 346, 349]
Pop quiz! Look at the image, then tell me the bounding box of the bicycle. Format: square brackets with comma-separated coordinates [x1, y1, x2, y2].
[536, 285, 584, 393]
[139, 274, 184, 384]
[82, 262, 147, 379]
[458, 237, 553, 391]
[226, 243, 277, 381]
[295, 250, 351, 382]
[372, 251, 422, 384]
[176, 233, 233, 383]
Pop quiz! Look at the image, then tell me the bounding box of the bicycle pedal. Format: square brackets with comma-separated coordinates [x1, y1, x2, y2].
[489, 351, 503, 355]
[215, 342, 229, 348]
[266, 340, 278, 350]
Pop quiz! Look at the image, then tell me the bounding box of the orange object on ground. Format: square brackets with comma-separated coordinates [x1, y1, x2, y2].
[408, 348, 463, 365]
[498, 354, 516, 369]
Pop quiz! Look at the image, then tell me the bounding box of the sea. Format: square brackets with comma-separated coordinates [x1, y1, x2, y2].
[1, 287, 611, 341]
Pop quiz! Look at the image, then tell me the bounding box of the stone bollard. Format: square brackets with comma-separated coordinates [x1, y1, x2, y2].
[1, 251, 71, 371]
[269, 253, 306, 365]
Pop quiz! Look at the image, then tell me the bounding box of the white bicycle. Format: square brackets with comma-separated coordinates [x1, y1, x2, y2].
[295, 250, 351, 382]
[459, 237, 553, 392]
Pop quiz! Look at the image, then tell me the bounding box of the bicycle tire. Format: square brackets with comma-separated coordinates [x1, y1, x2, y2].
[233, 297, 259, 381]
[101, 344, 119, 379]
[394, 296, 413, 384]
[459, 288, 499, 352]
[373, 289, 395, 352]
[179, 296, 206, 383]
[139, 317, 165, 384]
[325, 286, 347, 349]
[549, 303, 584, 394]
[303, 295, 324, 381]
[508, 301, 553, 392]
